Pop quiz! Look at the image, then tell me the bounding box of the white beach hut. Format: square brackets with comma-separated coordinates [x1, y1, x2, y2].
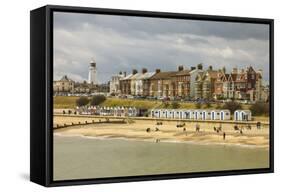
[154, 109, 161, 118]
[211, 110, 220, 120]
[174, 110, 181, 119]
[234, 110, 251, 121]
[194, 110, 203, 120]
[178, 110, 185, 119]
[219, 110, 231, 120]
[169, 110, 176, 119]
[182, 110, 191, 119]
[202, 110, 211, 120]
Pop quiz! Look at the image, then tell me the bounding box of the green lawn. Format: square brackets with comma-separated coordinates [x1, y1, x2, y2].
[53, 96, 250, 110]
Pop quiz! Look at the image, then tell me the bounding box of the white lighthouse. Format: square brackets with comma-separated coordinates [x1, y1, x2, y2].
[88, 59, 97, 84]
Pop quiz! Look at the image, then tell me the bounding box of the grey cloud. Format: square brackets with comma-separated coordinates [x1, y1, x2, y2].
[53, 12, 270, 84]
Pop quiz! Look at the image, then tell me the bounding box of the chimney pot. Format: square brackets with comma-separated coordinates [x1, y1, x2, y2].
[132, 69, 138, 75]
[178, 65, 184, 71]
[142, 68, 147, 74]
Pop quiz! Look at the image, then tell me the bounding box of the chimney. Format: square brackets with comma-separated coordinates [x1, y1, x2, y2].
[222, 67, 226, 73]
[132, 69, 138, 75]
[124, 71, 126, 77]
[178, 65, 184, 71]
[155, 69, 161, 73]
[257, 69, 262, 78]
[191, 66, 196, 71]
[142, 68, 148, 74]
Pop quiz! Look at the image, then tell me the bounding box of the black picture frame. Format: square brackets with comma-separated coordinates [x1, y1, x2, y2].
[30, 5, 274, 187]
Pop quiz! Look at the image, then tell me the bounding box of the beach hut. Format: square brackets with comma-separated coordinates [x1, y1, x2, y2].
[153, 109, 161, 118]
[182, 110, 191, 119]
[169, 110, 176, 119]
[211, 110, 220, 120]
[174, 110, 181, 119]
[202, 110, 211, 120]
[194, 110, 203, 120]
[151, 109, 155, 118]
[128, 107, 133, 116]
[190, 110, 196, 120]
[219, 110, 231, 120]
[160, 109, 169, 118]
[234, 110, 251, 121]
[178, 110, 185, 119]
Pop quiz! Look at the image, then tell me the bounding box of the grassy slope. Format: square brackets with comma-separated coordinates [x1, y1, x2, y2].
[53, 96, 251, 110]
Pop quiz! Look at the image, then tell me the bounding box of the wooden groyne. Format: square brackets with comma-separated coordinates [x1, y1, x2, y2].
[53, 118, 126, 129]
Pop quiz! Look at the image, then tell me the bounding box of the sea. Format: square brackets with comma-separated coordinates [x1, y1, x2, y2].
[53, 135, 269, 181]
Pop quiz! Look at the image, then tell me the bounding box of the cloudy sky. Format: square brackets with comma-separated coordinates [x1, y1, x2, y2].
[53, 12, 270, 84]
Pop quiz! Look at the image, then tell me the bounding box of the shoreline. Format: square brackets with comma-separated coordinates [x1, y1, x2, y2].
[54, 116, 269, 149]
[54, 130, 269, 149]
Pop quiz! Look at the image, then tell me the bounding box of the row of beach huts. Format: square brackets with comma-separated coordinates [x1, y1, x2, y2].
[75, 106, 252, 121]
[76, 106, 140, 117]
[151, 109, 251, 121]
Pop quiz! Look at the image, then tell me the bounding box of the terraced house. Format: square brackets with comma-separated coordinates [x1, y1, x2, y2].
[115, 64, 266, 102]
[149, 69, 178, 98]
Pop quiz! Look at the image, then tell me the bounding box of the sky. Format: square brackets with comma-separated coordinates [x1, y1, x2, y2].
[53, 12, 270, 84]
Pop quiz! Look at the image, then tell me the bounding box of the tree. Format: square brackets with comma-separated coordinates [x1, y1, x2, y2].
[222, 101, 242, 113]
[171, 101, 180, 109]
[250, 102, 269, 116]
[76, 96, 89, 107]
[90, 95, 106, 106]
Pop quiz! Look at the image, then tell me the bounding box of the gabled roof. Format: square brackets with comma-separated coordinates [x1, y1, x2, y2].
[60, 75, 74, 82]
[137, 72, 156, 80]
[150, 71, 178, 80]
[129, 73, 143, 80]
[120, 74, 134, 81]
[173, 69, 190, 76]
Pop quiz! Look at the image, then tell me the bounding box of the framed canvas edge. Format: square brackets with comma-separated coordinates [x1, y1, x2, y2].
[30, 4, 274, 187]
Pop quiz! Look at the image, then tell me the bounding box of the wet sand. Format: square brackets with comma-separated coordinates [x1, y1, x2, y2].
[54, 116, 269, 148]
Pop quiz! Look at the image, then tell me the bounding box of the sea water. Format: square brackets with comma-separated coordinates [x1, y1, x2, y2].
[53, 135, 269, 181]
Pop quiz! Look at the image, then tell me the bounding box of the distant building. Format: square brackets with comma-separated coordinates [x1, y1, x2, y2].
[171, 66, 191, 98]
[109, 72, 125, 94]
[119, 70, 137, 95]
[195, 67, 218, 100]
[135, 69, 155, 96]
[189, 64, 204, 98]
[88, 59, 97, 84]
[53, 75, 75, 95]
[149, 69, 178, 98]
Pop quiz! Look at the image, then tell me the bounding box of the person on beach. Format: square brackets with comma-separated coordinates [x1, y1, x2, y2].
[223, 132, 226, 140]
[257, 122, 261, 129]
[196, 124, 200, 132]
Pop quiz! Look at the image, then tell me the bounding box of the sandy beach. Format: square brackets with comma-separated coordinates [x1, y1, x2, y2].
[54, 115, 269, 148]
